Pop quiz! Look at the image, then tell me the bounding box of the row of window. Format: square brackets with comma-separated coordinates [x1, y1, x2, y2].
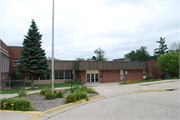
[46, 70, 73, 79]
[120, 70, 146, 80]
[1, 53, 9, 72]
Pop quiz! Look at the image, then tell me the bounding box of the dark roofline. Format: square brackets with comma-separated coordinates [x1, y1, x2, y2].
[47, 61, 148, 70]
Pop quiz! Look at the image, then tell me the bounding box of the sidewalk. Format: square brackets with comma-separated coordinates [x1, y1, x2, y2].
[0, 87, 71, 99]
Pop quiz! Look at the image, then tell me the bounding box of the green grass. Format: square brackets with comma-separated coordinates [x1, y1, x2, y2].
[0, 83, 83, 94]
[119, 78, 178, 85]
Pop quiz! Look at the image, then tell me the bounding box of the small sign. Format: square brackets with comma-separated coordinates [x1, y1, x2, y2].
[126, 71, 127, 74]
[72, 70, 75, 74]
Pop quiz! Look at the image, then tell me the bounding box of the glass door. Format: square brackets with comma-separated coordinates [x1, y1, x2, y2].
[87, 74, 90, 83]
[91, 73, 94, 82]
[95, 73, 99, 83]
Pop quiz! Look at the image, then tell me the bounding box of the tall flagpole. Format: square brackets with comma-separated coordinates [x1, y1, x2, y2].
[52, 0, 54, 94]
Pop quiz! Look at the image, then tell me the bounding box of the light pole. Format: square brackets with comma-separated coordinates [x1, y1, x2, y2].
[52, 0, 54, 94]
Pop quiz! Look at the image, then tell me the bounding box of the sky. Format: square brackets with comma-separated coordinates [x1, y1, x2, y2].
[0, 0, 179, 61]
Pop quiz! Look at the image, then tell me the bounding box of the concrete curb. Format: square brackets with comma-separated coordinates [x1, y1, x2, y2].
[139, 80, 178, 86]
[0, 110, 42, 113]
[27, 95, 106, 120]
[129, 88, 179, 93]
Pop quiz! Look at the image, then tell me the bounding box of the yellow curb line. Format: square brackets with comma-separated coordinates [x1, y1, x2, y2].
[0, 110, 41, 114]
[27, 95, 106, 120]
[129, 88, 179, 93]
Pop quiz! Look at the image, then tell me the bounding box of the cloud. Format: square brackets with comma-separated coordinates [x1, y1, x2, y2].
[1, 0, 179, 61]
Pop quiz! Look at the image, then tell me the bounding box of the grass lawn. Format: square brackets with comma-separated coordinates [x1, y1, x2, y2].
[0, 83, 83, 94]
[119, 78, 178, 85]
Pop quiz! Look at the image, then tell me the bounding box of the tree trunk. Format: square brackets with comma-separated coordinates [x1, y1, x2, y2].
[31, 75, 34, 89]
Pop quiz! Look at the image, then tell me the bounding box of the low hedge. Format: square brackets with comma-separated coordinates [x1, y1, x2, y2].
[65, 92, 89, 103]
[1, 98, 34, 111]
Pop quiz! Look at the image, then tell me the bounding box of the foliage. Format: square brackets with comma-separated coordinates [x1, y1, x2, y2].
[124, 46, 150, 61]
[63, 85, 99, 94]
[154, 37, 168, 60]
[173, 77, 178, 79]
[74, 79, 82, 84]
[55, 91, 64, 98]
[156, 78, 162, 80]
[1, 98, 34, 111]
[94, 47, 107, 61]
[9, 70, 21, 87]
[17, 90, 28, 97]
[156, 52, 179, 78]
[76, 58, 85, 61]
[65, 92, 89, 103]
[16, 19, 49, 89]
[46, 56, 59, 60]
[169, 41, 180, 53]
[161, 73, 170, 79]
[40, 88, 57, 95]
[146, 75, 155, 80]
[65, 80, 72, 83]
[45, 92, 56, 100]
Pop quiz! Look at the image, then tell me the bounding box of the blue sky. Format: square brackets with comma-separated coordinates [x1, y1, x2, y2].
[1, 0, 179, 60]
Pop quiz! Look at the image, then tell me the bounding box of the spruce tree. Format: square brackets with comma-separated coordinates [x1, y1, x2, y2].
[16, 19, 49, 88]
[154, 37, 168, 60]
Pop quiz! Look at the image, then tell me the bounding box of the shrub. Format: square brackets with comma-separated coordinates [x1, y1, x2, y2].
[65, 92, 89, 103]
[55, 91, 64, 98]
[65, 94, 77, 103]
[1, 98, 34, 111]
[86, 88, 99, 94]
[161, 73, 169, 79]
[146, 75, 155, 80]
[65, 80, 72, 83]
[18, 90, 28, 97]
[173, 77, 178, 79]
[40, 88, 57, 95]
[45, 92, 56, 100]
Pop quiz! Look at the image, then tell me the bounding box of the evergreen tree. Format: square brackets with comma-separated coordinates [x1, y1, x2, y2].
[154, 37, 168, 60]
[16, 19, 49, 88]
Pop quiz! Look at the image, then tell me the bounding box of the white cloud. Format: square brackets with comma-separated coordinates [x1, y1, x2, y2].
[1, 0, 179, 60]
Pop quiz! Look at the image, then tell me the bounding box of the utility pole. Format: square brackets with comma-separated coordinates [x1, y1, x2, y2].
[52, 0, 54, 94]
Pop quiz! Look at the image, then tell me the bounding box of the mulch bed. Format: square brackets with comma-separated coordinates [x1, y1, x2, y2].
[10, 89, 99, 112]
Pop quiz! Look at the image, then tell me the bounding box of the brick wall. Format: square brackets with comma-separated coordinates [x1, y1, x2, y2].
[102, 70, 120, 83]
[8, 46, 23, 74]
[0, 39, 10, 87]
[80, 70, 86, 84]
[147, 62, 163, 79]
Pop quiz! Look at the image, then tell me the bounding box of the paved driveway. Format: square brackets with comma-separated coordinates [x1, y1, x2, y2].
[36, 80, 180, 120]
[45, 90, 180, 120]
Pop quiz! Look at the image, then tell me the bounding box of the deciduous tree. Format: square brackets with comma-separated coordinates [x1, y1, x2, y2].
[156, 52, 179, 78]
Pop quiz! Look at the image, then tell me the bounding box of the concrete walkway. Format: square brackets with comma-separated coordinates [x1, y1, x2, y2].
[0, 80, 179, 120]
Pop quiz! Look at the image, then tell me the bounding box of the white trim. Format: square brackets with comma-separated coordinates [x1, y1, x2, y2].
[0, 50, 10, 57]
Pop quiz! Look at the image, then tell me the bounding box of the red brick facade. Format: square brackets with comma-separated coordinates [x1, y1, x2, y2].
[147, 62, 163, 79]
[9, 46, 23, 74]
[80, 69, 149, 84]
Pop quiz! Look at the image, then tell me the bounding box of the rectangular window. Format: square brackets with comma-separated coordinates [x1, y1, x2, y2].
[143, 70, 146, 78]
[59, 70, 64, 79]
[120, 70, 124, 79]
[13, 59, 19, 66]
[65, 70, 72, 79]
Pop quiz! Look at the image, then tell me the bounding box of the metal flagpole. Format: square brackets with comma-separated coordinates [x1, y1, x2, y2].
[52, 0, 54, 94]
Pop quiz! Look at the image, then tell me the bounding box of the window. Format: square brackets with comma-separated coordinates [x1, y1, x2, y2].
[120, 70, 124, 80]
[13, 59, 19, 66]
[65, 70, 72, 79]
[143, 70, 146, 78]
[1, 53, 9, 72]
